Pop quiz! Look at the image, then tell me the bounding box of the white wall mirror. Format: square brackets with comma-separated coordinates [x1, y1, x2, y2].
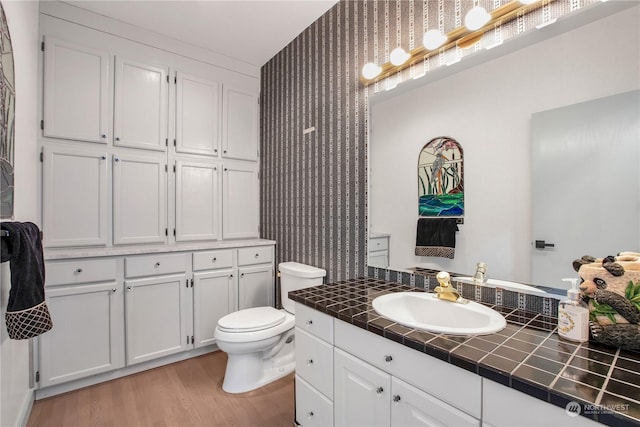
[368, 2, 639, 291]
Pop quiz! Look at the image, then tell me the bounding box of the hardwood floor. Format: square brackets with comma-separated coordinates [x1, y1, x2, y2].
[27, 351, 295, 427]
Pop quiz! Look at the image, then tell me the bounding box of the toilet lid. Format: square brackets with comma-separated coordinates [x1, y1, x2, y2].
[218, 307, 286, 332]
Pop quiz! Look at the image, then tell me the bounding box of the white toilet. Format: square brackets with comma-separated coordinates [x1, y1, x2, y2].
[214, 261, 326, 393]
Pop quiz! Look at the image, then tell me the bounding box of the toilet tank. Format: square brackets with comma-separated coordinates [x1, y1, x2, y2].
[279, 262, 326, 314]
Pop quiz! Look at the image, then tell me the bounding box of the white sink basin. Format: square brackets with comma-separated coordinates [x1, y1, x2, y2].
[454, 277, 549, 295]
[372, 292, 506, 336]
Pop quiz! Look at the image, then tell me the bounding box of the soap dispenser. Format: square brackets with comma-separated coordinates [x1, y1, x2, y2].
[558, 278, 589, 343]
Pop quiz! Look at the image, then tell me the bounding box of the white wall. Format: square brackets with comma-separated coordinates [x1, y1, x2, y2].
[369, 5, 640, 285]
[1, 1, 40, 426]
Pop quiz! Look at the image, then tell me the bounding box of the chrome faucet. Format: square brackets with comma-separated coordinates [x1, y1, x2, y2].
[434, 271, 468, 304]
[473, 262, 488, 286]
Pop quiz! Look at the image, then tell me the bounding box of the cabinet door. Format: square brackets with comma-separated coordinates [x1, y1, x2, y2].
[39, 282, 124, 387]
[391, 378, 479, 427]
[222, 86, 258, 161]
[193, 269, 235, 348]
[334, 348, 391, 427]
[125, 274, 188, 365]
[113, 152, 167, 245]
[42, 146, 109, 247]
[114, 57, 168, 151]
[238, 265, 274, 310]
[222, 163, 259, 239]
[176, 73, 220, 156]
[43, 37, 109, 143]
[175, 160, 220, 242]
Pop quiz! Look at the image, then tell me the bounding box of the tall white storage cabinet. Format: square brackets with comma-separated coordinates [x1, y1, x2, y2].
[42, 145, 109, 247]
[114, 57, 168, 151]
[42, 37, 109, 143]
[37, 8, 269, 399]
[223, 163, 260, 239]
[39, 258, 124, 388]
[222, 86, 259, 161]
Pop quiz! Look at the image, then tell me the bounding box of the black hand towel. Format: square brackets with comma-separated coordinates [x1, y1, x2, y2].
[0, 222, 53, 339]
[415, 218, 459, 259]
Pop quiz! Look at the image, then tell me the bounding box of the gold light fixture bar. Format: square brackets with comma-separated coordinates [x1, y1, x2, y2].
[360, 0, 554, 86]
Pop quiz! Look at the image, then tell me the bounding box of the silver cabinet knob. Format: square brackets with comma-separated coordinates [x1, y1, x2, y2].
[306, 359, 313, 366]
[127, 286, 132, 291]
[212, 257, 217, 262]
[75, 268, 82, 274]
[384, 355, 393, 363]
[100, 155, 107, 160]
[112, 288, 117, 293]
[306, 412, 314, 419]
[376, 387, 384, 395]
[255, 253, 259, 258]
[115, 137, 120, 141]
[154, 262, 160, 268]
[306, 320, 313, 326]
[100, 134, 106, 139]
[393, 395, 401, 403]
[114, 157, 120, 162]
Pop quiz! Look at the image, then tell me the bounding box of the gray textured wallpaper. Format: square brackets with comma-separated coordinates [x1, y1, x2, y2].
[260, 0, 593, 283]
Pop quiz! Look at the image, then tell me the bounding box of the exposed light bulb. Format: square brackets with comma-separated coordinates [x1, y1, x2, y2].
[464, 6, 491, 31]
[362, 62, 382, 80]
[389, 47, 410, 66]
[423, 30, 448, 50]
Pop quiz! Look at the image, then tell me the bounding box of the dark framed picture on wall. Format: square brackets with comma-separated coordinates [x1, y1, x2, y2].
[0, 2, 14, 219]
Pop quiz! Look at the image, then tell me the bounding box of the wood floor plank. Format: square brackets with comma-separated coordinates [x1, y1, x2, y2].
[28, 351, 295, 427]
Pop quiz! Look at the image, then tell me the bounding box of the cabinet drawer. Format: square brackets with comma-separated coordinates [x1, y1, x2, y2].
[125, 253, 187, 278]
[193, 250, 234, 271]
[295, 303, 333, 344]
[295, 327, 334, 399]
[237, 246, 273, 266]
[295, 375, 334, 427]
[46, 258, 117, 286]
[369, 236, 388, 252]
[334, 319, 481, 419]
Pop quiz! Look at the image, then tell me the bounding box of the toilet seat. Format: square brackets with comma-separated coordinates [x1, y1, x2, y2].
[218, 306, 285, 333]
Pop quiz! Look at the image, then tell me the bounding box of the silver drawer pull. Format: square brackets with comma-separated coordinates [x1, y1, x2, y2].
[306, 412, 314, 419]
[127, 286, 132, 291]
[212, 257, 217, 262]
[306, 320, 313, 326]
[376, 387, 384, 395]
[154, 262, 160, 268]
[75, 268, 83, 274]
[255, 253, 259, 258]
[306, 359, 313, 366]
[384, 355, 393, 363]
[112, 288, 117, 293]
[393, 395, 401, 403]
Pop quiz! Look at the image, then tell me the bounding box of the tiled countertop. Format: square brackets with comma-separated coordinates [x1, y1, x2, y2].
[289, 278, 640, 427]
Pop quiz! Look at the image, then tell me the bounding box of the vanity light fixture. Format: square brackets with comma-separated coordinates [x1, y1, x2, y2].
[423, 29, 448, 51]
[464, 6, 492, 30]
[360, 0, 552, 85]
[389, 47, 411, 66]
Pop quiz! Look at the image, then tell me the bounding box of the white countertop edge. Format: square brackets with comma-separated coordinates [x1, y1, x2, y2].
[44, 239, 277, 260]
[369, 232, 391, 238]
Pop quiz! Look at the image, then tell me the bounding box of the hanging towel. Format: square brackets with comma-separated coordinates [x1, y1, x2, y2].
[415, 218, 459, 259]
[0, 222, 53, 339]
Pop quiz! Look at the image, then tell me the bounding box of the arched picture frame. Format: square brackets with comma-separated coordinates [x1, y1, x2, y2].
[417, 136, 464, 217]
[0, 3, 14, 218]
